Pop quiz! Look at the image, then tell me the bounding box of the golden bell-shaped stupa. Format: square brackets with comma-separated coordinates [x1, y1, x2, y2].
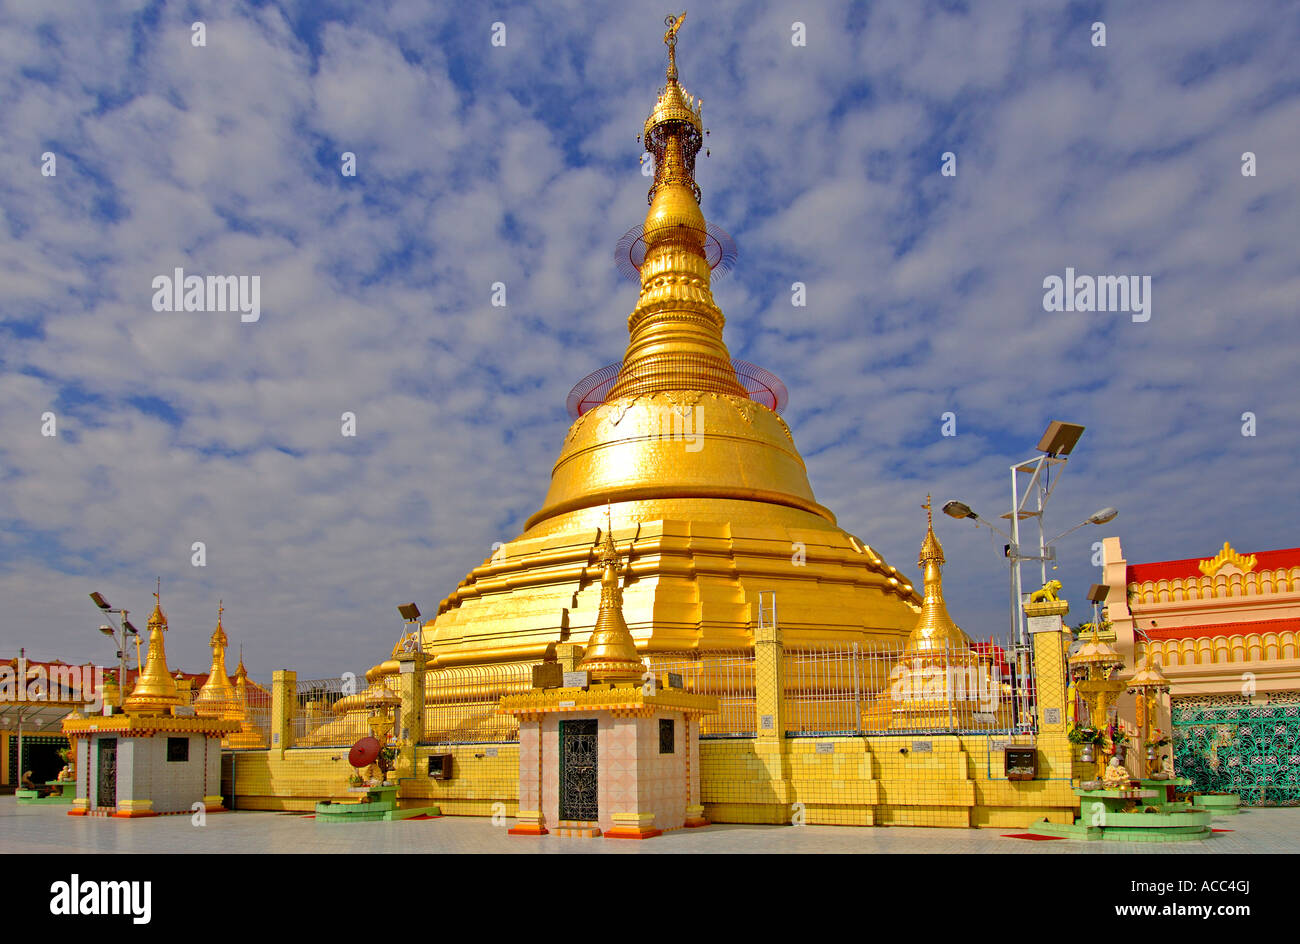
[124, 591, 182, 715]
[905, 497, 973, 654]
[374, 13, 922, 684]
[195, 602, 241, 719]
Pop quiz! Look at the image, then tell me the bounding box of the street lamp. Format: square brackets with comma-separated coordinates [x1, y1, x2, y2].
[397, 603, 422, 654]
[942, 422, 1117, 729]
[88, 592, 138, 711]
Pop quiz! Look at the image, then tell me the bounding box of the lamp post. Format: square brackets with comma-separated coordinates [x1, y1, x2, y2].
[89, 592, 139, 711]
[942, 422, 1117, 730]
[397, 603, 422, 654]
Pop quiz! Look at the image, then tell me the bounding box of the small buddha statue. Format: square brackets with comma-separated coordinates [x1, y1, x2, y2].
[1102, 754, 1132, 787]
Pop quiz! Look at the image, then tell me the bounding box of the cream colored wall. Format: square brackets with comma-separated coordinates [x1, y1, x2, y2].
[1103, 536, 1300, 699]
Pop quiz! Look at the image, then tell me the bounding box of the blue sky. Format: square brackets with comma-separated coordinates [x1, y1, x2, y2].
[1, 0, 1297, 681]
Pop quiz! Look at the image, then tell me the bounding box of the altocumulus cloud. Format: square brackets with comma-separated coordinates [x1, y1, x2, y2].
[0, 1, 1296, 677]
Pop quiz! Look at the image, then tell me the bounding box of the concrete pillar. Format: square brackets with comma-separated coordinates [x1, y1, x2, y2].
[754, 615, 785, 740]
[271, 670, 296, 755]
[753, 611, 792, 809]
[510, 718, 548, 835]
[1033, 624, 1075, 776]
[684, 715, 707, 827]
[555, 643, 583, 673]
[1032, 626, 1070, 734]
[395, 651, 426, 781]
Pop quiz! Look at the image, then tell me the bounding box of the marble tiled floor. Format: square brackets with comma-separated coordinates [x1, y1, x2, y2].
[3, 799, 1296, 854]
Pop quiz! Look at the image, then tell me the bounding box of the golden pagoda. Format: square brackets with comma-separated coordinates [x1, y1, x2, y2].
[363, 13, 920, 697]
[124, 591, 182, 715]
[886, 499, 993, 730]
[905, 497, 973, 654]
[194, 602, 240, 719]
[225, 648, 266, 749]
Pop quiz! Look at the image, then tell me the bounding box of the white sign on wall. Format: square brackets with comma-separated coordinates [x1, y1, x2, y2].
[1027, 615, 1064, 635]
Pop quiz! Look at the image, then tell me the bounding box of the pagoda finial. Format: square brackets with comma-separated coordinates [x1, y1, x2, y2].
[919, 494, 944, 565]
[664, 12, 686, 81]
[604, 14, 745, 402]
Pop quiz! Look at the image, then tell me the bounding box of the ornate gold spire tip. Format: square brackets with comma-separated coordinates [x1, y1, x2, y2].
[918, 494, 944, 565]
[664, 12, 686, 80]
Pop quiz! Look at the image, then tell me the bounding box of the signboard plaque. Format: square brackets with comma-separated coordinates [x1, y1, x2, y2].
[1027, 614, 1064, 635]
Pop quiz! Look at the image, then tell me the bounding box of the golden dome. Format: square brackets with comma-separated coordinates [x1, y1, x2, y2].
[527, 392, 833, 532]
[904, 498, 972, 654]
[576, 524, 644, 684]
[124, 591, 182, 715]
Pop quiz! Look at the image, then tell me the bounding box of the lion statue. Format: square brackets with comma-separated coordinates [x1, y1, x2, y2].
[1029, 580, 1063, 604]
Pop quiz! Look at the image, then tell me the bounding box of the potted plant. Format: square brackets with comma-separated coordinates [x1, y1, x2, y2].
[1068, 723, 1105, 762]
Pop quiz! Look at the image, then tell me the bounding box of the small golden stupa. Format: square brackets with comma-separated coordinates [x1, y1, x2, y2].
[124, 590, 182, 715]
[905, 496, 973, 654]
[225, 649, 266, 749]
[887, 499, 985, 730]
[194, 602, 240, 719]
[575, 523, 645, 685]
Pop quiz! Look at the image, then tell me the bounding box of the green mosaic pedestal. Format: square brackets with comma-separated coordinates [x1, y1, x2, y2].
[16, 781, 76, 805]
[1191, 793, 1242, 815]
[1027, 786, 1213, 842]
[314, 784, 439, 823]
[1138, 778, 1196, 813]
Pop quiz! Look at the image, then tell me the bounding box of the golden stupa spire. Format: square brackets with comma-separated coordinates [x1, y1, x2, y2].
[195, 600, 239, 719]
[605, 11, 745, 401]
[576, 514, 645, 683]
[124, 584, 182, 714]
[905, 497, 972, 654]
[233, 645, 250, 709]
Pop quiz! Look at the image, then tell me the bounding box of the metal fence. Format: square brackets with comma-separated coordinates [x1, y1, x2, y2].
[291, 676, 377, 748]
[243, 686, 271, 745]
[421, 662, 535, 745]
[646, 651, 757, 737]
[782, 640, 1033, 736]
[280, 638, 1034, 749]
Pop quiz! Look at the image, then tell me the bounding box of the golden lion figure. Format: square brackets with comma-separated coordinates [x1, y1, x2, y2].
[1029, 580, 1063, 603]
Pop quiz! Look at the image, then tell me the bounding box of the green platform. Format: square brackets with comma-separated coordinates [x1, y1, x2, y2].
[1027, 785, 1213, 842]
[1138, 778, 1197, 813]
[1191, 793, 1243, 815]
[314, 784, 439, 823]
[16, 781, 76, 805]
